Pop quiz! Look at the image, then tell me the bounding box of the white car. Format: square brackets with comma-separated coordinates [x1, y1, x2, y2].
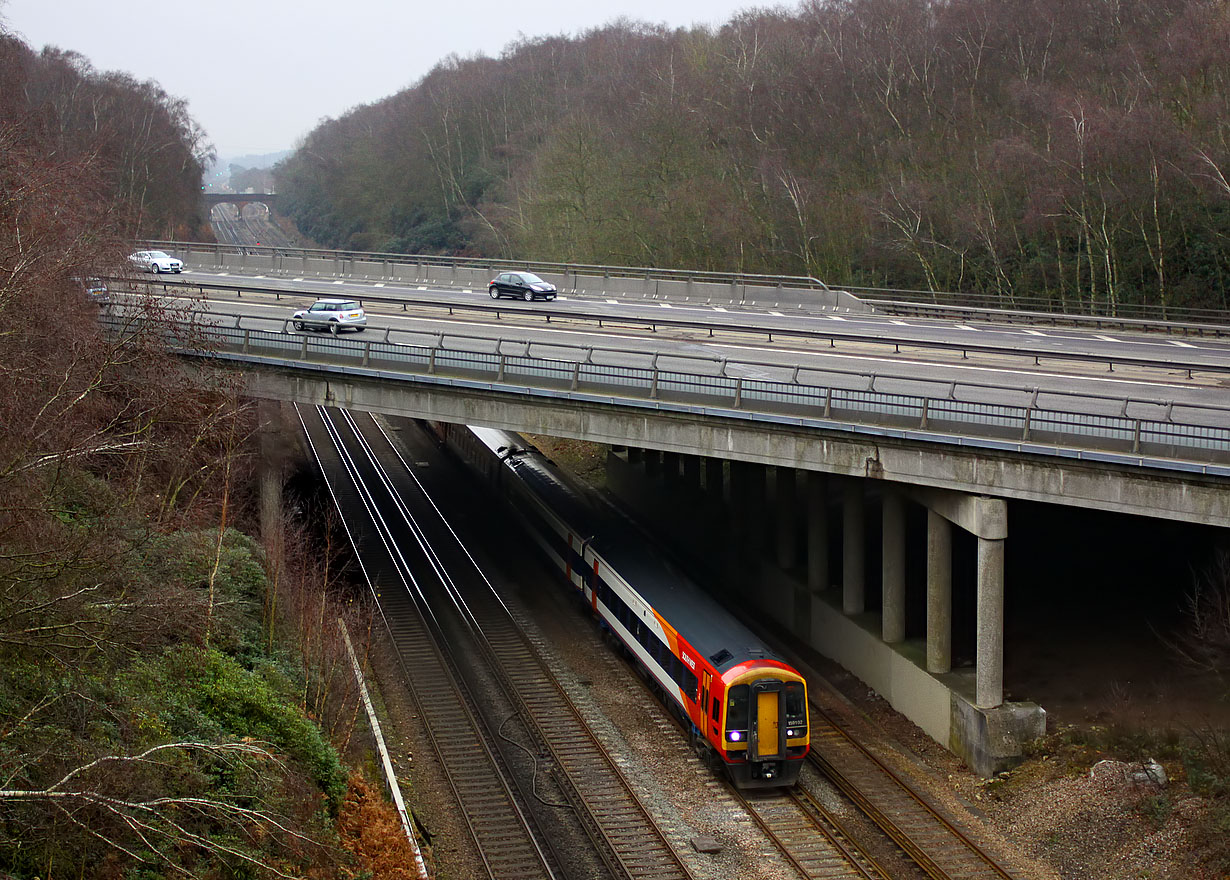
[292, 299, 367, 334]
[128, 250, 184, 274]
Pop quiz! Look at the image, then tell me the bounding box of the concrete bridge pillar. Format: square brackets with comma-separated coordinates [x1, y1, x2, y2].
[926, 509, 953, 673]
[807, 472, 829, 594]
[662, 451, 680, 486]
[705, 457, 725, 503]
[776, 467, 797, 569]
[749, 464, 767, 555]
[730, 461, 756, 554]
[627, 446, 643, 465]
[882, 488, 906, 644]
[683, 454, 701, 491]
[977, 536, 1006, 708]
[843, 479, 865, 615]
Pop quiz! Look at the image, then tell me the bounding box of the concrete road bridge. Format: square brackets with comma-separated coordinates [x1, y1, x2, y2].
[125, 248, 1230, 775]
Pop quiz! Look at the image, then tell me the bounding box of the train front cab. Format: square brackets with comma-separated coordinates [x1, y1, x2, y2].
[720, 668, 808, 788]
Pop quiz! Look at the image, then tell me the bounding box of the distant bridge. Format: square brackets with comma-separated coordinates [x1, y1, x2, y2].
[201, 192, 279, 212]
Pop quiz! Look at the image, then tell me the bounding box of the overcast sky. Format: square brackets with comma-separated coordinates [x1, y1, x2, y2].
[2, 0, 768, 159]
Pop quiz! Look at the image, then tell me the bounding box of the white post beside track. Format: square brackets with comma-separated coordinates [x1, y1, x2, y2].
[339, 618, 429, 880]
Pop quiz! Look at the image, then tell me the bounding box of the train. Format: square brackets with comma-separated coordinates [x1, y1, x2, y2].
[435, 422, 809, 788]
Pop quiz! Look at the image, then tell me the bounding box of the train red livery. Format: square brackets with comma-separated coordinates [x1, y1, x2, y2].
[439, 423, 809, 788]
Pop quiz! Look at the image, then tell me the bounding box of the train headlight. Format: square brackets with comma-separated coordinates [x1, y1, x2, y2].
[726, 730, 743, 742]
[787, 729, 796, 737]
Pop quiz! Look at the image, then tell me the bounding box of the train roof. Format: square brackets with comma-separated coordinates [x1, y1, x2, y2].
[469, 427, 785, 676]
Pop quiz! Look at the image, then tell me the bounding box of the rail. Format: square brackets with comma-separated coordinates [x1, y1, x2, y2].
[114, 311, 1230, 478]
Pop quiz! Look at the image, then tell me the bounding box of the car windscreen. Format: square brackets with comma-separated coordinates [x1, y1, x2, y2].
[336, 302, 360, 310]
[148, 251, 169, 259]
[520, 273, 545, 284]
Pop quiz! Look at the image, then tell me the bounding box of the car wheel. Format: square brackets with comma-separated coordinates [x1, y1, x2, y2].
[355, 326, 364, 332]
[294, 320, 305, 331]
[329, 321, 339, 335]
[150, 264, 161, 274]
[523, 289, 534, 302]
[489, 287, 500, 299]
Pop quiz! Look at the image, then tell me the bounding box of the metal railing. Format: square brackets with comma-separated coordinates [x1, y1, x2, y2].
[112, 311, 1230, 477]
[145, 240, 834, 290]
[852, 285, 1230, 327]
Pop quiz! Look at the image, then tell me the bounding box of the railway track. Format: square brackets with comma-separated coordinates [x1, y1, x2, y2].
[736, 785, 887, 880]
[303, 405, 1022, 880]
[299, 405, 561, 880]
[302, 405, 697, 880]
[806, 703, 1018, 880]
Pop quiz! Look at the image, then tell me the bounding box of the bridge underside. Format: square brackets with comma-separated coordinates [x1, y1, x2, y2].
[246, 365, 1228, 775]
[245, 366, 1230, 527]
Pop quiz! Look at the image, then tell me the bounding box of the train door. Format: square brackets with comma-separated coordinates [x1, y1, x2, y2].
[700, 671, 712, 732]
[754, 690, 780, 758]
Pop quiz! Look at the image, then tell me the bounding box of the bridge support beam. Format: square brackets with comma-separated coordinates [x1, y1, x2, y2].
[683, 454, 701, 491]
[730, 461, 757, 555]
[662, 451, 680, 487]
[807, 473, 829, 595]
[881, 489, 906, 645]
[843, 479, 865, 615]
[977, 536, 1006, 708]
[705, 457, 724, 503]
[776, 467, 797, 570]
[748, 464, 767, 556]
[927, 509, 953, 674]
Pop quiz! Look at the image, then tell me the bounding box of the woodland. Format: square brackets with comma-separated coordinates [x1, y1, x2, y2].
[276, 0, 1230, 315]
[0, 30, 414, 878]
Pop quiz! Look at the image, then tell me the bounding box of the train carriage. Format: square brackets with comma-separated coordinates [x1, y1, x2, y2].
[440, 423, 809, 788]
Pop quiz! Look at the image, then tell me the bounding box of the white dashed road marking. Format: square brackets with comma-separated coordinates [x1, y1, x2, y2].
[606, 299, 619, 304]
[713, 307, 727, 312]
[375, 283, 385, 287]
[828, 315, 846, 321]
[1022, 329, 1045, 336]
[891, 320, 909, 326]
[956, 324, 979, 331]
[1169, 339, 1196, 348]
[1095, 334, 1118, 342]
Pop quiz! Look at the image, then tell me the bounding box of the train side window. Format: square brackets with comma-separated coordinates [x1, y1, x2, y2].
[669, 655, 683, 686]
[711, 696, 720, 721]
[682, 669, 698, 701]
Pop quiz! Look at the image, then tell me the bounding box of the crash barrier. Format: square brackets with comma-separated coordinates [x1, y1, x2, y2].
[144, 241, 868, 313]
[106, 310, 1230, 477]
